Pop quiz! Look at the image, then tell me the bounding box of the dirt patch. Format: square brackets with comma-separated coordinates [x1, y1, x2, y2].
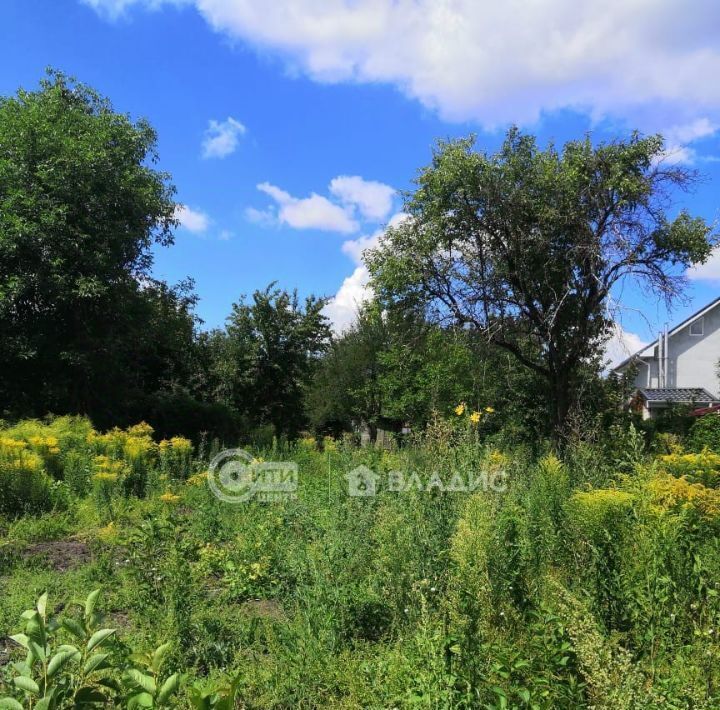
[0, 636, 21, 667]
[21, 539, 91, 572]
[240, 599, 285, 621]
[107, 610, 132, 631]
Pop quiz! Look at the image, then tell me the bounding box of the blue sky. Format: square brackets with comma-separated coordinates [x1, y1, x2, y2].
[2, 0, 720, 362]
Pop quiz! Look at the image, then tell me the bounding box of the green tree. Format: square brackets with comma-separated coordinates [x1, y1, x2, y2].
[308, 304, 511, 437]
[0, 71, 177, 420]
[367, 128, 715, 436]
[222, 284, 331, 437]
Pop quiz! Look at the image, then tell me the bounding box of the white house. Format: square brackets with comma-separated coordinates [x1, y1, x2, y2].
[612, 297, 720, 418]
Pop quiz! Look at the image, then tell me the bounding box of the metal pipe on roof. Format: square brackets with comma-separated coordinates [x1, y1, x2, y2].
[664, 323, 669, 387]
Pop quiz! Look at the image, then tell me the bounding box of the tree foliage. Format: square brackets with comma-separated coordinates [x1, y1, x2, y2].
[0, 71, 180, 422]
[368, 128, 715, 434]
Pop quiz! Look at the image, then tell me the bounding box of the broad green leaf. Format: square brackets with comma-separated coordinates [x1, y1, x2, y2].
[84, 589, 101, 620]
[0, 698, 24, 709]
[62, 618, 86, 639]
[127, 691, 154, 709]
[47, 649, 79, 678]
[12, 662, 31, 677]
[86, 628, 116, 652]
[36, 593, 48, 619]
[129, 653, 151, 668]
[156, 673, 181, 704]
[56, 644, 80, 655]
[28, 639, 46, 662]
[14, 675, 40, 694]
[74, 686, 108, 704]
[25, 616, 45, 646]
[124, 669, 157, 694]
[84, 652, 112, 674]
[151, 643, 171, 673]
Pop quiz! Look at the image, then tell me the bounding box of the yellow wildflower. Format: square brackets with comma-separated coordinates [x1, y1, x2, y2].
[484, 406, 495, 414]
[469, 411, 481, 425]
[454, 403, 466, 416]
[93, 471, 119, 483]
[159, 492, 181, 504]
[186, 471, 208, 487]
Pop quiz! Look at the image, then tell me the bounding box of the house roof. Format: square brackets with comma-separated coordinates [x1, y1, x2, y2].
[613, 296, 720, 372]
[637, 387, 717, 404]
[690, 404, 720, 417]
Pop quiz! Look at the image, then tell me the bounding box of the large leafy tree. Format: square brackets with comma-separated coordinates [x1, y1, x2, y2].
[221, 284, 331, 437]
[367, 129, 715, 435]
[0, 71, 178, 419]
[307, 304, 504, 437]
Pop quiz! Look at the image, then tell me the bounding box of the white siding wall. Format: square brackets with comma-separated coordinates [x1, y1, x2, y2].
[672, 307, 720, 395]
[621, 305, 720, 397]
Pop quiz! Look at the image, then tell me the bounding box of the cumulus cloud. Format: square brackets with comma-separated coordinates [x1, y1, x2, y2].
[201, 116, 246, 159]
[86, 0, 720, 134]
[324, 213, 409, 330]
[323, 265, 373, 332]
[248, 177, 396, 233]
[329, 176, 395, 221]
[256, 182, 359, 233]
[687, 246, 720, 282]
[174, 204, 210, 233]
[604, 322, 649, 368]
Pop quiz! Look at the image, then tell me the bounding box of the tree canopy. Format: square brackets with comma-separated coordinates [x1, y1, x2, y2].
[367, 128, 716, 434]
[0, 71, 179, 422]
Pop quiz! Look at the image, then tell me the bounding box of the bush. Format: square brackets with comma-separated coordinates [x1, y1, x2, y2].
[0, 441, 54, 516]
[687, 413, 720, 453]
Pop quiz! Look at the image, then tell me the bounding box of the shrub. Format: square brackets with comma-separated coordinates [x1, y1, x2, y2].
[0, 441, 54, 516]
[687, 412, 720, 453]
[657, 449, 720, 488]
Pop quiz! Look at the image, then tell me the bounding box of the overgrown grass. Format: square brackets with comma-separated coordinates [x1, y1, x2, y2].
[1, 416, 719, 707]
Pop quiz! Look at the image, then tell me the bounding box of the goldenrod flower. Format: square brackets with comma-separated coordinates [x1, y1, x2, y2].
[93, 471, 119, 483]
[159, 492, 181, 504]
[186, 471, 208, 486]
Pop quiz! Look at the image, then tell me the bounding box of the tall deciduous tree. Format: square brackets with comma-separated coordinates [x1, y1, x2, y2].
[223, 284, 331, 437]
[0, 71, 178, 419]
[367, 129, 715, 435]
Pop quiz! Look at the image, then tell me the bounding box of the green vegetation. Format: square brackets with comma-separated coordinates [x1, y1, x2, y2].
[2, 72, 720, 707]
[1, 415, 720, 707]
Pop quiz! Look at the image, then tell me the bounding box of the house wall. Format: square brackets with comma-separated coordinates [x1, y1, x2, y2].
[620, 305, 720, 396]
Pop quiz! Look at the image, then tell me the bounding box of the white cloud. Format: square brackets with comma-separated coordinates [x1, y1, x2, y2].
[325, 212, 409, 330]
[256, 182, 359, 233]
[175, 204, 210, 233]
[201, 116, 246, 159]
[323, 265, 372, 332]
[656, 117, 719, 164]
[687, 246, 720, 282]
[86, 0, 720, 132]
[244, 206, 276, 227]
[341, 212, 409, 264]
[329, 176, 395, 221]
[604, 322, 648, 368]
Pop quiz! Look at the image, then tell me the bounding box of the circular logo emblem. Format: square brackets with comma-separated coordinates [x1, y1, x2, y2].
[208, 448, 257, 503]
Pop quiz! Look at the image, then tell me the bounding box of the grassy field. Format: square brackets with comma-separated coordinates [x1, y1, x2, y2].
[1, 416, 720, 708]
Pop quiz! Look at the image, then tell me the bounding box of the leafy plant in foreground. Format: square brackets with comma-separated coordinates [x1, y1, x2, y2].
[0, 591, 181, 709]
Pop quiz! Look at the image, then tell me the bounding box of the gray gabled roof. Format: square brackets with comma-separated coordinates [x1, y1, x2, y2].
[613, 296, 720, 372]
[638, 387, 717, 404]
